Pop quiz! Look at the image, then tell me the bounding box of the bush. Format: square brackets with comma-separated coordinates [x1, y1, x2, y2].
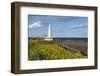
[28, 39, 87, 60]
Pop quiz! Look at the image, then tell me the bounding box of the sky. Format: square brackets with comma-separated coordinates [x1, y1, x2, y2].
[28, 15, 88, 38]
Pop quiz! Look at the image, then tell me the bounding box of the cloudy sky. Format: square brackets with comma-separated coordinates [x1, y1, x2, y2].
[28, 15, 88, 38]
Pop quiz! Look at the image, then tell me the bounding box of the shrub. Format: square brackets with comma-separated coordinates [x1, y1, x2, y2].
[28, 39, 87, 60]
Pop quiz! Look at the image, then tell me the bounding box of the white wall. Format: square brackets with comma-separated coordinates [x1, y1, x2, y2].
[0, 0, 100, 76]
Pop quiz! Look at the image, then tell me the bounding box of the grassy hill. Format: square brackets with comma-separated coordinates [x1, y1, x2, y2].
[28, 39, 87, 60]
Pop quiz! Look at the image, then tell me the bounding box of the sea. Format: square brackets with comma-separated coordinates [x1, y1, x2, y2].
[53, 38, 88, 43]
[29, 37, 88, 43]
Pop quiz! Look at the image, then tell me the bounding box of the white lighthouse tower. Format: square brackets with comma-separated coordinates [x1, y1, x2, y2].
[44, 24, 53, 41]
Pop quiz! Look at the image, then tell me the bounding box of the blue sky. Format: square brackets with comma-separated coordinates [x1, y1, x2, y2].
[28, 15, 88, 38]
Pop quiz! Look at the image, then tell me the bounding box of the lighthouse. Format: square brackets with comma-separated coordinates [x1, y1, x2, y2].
[44, 24, 53, 41]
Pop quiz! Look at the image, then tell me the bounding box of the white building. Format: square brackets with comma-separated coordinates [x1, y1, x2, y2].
[44, 24, 53, 41]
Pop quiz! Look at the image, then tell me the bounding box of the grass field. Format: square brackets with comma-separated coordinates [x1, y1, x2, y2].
[28, 38, 87, 60]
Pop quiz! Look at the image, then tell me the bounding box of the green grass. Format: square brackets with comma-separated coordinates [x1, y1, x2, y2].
[28, 39, 87, 60]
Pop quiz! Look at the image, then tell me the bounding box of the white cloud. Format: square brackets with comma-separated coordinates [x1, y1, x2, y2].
[29, 21, 43, 28]
[69, 24, 87, 29]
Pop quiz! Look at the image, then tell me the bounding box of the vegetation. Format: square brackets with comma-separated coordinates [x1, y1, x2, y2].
[28, 39, 87, 60]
